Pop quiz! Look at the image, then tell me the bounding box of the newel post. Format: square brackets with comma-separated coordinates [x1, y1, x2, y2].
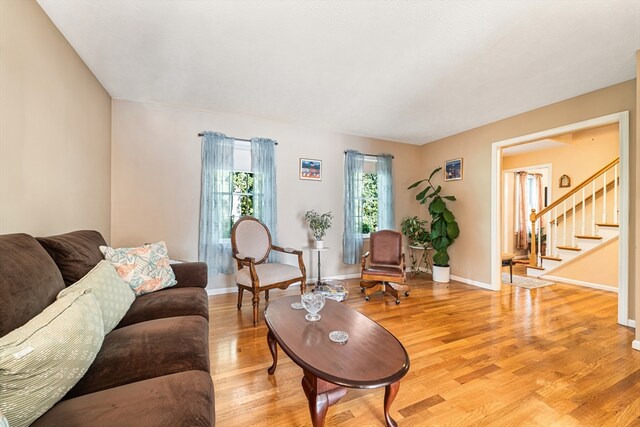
[529, 209, 537, 266]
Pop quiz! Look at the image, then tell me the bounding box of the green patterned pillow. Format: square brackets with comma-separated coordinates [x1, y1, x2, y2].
[0, 291, 104, 427]
[100, 241, 177, 295]
[58, 260, 135, 333]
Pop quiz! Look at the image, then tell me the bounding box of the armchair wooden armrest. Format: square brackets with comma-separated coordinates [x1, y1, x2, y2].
[270, 245, 306, 282]
[271, 245, 302, 256]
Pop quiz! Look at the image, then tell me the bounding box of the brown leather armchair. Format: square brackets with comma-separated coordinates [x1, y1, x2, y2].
[360, 230, 409, 304]
[231, 216, 307, 326]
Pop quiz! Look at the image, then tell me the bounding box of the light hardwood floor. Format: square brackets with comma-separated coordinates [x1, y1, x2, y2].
[209, 275, 640, 426]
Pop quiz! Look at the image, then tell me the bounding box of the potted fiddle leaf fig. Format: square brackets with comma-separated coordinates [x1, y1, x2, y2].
[304, 210, 333, 249]
[408, 167, 460, 283]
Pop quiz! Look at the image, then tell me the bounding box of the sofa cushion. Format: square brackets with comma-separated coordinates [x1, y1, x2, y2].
[59, 261, 136, 334]
[116, 287, 209, 328]
[0, 291, 104, 427]
[65, 315, 210, 399]
[100, 241, 177, 295]
[171, 261, 208, 289]
[32, 371, 215, 427]
[0, 233, 66, 336]
[237, 263, 303, 287]
[36, 230, 108, 286]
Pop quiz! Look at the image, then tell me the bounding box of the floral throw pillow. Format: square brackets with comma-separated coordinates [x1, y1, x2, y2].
[100, 241, 177, 296]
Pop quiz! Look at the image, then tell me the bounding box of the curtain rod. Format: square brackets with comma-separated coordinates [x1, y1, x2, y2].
[197, 132, 278, 145]
[343, 151, 394, 159]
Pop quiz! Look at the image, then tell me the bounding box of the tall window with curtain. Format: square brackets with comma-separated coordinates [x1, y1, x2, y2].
[199, 132, 278, 274]
[343, 150, 394, 264]
[514, 171, 544, 250]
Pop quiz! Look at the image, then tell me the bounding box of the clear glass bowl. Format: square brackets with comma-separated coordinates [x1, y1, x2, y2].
[301, 291, 325, 321]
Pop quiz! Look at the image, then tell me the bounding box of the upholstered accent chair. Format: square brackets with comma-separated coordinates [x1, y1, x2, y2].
[231, 216, 307, 326]
[360, 230, 409, 304]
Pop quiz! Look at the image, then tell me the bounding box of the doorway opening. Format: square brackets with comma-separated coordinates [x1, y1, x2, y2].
[490, 112, 630, 327]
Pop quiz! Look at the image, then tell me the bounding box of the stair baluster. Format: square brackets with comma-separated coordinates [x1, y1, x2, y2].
[602, 171, 607, 224]
[572, 194, 576, 247]
[563, 200, 567, 247]
[581, 188, 586, 236]
[614, 164, 618, 225]
[591, 181, 596, 235]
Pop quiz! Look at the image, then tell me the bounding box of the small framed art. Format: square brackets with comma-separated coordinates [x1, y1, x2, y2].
[300, 158, 322, 181]
[444, 158, 463, 181]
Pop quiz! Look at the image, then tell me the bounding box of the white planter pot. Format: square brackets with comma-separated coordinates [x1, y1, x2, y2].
[314, 240, 324, 249]
[432, 265, 450, 283]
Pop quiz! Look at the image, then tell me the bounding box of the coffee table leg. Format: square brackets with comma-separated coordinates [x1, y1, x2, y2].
[383, 381, 400, 427]
[301, 370, 346, 427]
[267, 329, 278, 375]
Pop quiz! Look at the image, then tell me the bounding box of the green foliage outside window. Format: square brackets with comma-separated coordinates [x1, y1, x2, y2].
[225, 172, 254, 236]
[362, 173, 378, 234]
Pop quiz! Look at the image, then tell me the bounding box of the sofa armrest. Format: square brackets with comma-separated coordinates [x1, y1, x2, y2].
[170, 262, 208, 289]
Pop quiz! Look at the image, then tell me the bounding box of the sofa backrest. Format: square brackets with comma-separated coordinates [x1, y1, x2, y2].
[37, 230, 108, 286]
[0, 233, 66, 337]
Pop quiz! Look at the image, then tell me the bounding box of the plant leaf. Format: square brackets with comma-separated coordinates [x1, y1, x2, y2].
[407, 179, 426, 189]
[443, 209, 455, 223]
[428, 167, 442, 181]
[429, 197, 446, 214]
[443, 195, 456, 201]
[433, 250, 449, 267]
[447, 222, 460, 239]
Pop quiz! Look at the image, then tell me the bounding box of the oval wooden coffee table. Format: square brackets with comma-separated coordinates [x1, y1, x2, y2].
[265, 296, 410, 427]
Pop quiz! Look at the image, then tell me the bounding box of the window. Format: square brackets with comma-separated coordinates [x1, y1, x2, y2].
[232, 171, 254, 224]
[361, 172, 378, 234]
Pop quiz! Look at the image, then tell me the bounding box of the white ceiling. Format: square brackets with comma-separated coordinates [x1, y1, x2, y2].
[37, 0, 640, 145]
[502, 138, 569, 157]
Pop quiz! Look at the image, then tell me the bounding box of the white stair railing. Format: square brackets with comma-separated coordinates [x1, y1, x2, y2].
[529, 157, 619, 267]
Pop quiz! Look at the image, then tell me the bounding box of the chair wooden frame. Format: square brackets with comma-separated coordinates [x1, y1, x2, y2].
[360, 231, 409, 305]
[231, 216, 307, 326]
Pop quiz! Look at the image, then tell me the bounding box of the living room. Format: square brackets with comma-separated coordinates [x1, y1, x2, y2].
[1, 1, 640, 426]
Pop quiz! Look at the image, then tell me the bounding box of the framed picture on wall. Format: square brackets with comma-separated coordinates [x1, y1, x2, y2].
[444, 158, 463, 181]
[299, 158, 322, 181]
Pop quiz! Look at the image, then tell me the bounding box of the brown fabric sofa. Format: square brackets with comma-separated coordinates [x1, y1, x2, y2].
[0, 230, 215, 426]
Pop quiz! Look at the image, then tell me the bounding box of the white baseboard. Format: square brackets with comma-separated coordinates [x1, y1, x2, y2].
[542, 275, 618, 293]
[632, 340, 640, 351]
[449, 274, 496, 291]
[627, 319, 636, 328]
[205, 273, 361, 296]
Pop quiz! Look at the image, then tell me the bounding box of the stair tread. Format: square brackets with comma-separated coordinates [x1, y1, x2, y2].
[526, 265, 545, 271]
[597, 223, 619, 227]
[557, 246, 581, 251]
[541, 256, 562, 261]
[575, 235, 603, 240]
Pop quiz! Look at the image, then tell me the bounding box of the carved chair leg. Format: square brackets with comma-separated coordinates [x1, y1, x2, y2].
[252, 292, 260, 327]
[265, 289, 270, 302]
[301, 277, 307, 295]
[237, 287, 244, 310]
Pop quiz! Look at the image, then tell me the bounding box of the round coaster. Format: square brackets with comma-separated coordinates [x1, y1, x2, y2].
[291, 302, 304, 310]
[329, 330, 348, 344]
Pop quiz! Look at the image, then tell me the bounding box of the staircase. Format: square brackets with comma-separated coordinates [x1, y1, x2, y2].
[526, 157, 620, 278]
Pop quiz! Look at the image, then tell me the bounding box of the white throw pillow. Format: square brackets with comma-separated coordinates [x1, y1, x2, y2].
[0, 291, 104, 427]
[58, 260, 135, 333]
[100, 241, 177, 296]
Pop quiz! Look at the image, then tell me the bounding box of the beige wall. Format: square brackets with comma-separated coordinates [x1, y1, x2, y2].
[549, 238, 618, 289]
[418, 80, 636, 316]
[111, 99, 422, 290]
[503, 124, 619, 199]
[0, 0, 111, 238]
[635, 50, 640, 343]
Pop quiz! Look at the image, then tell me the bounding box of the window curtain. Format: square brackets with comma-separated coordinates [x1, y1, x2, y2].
[515, 171, 528, 249]
[198, 131, 235, 275]
[251, 137, 278, 262]
[534, 173, 544, 229]
[343, 150, 364, 264]
[376, 154, 394, 231]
